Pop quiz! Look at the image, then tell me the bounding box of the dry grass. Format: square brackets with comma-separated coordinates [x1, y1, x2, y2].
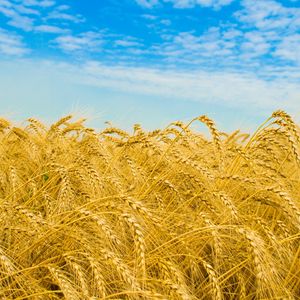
[0, 110, 299, 299]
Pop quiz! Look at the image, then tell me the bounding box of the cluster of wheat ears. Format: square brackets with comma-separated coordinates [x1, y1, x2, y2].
[0, 110, 299, 299]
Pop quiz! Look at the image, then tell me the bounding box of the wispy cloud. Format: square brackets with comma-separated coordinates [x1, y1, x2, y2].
[13, 4, 40, 15]
[13, 58, 299, 114]
[55, 4, 70, 11]
[34, 24, 69, 34]
[135, 0, 159, 9]
[7, 14, 35, 31]
[114, 36, 143, 48]
[0, 1, 36, 31]
[1, 0, 299, 70]
[53, 31, 104, 52]
[139, 0, 300, 69]
[141, 14, 158, 20]
[167, 0, 235, 9]
[236, 0, 300, 31]
[239, 31, 272, 59]
[83, 61, 294, 108]
[235, 0, 300, 65]
[136, 0, 235, 9]
[151, 28, 239, 67]
[45, 11, 85, 23]
[0, 0, 84, 33]
[274, 34, 300, 63]
[0, 28, 29, 55]
[45, 4, 85, 23]
[22, 0, 56, 8]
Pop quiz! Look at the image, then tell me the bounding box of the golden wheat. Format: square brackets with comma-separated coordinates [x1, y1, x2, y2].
[0, 111, 299, 299]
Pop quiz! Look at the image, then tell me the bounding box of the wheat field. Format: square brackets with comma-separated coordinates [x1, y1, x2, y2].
[0, 110, 299, 299]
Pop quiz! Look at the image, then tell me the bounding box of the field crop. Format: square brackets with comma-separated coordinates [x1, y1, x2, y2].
[0, 110, 299, 299]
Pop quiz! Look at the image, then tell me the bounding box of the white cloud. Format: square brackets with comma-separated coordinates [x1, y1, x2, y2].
[141, 14, 158, 20]
[66, 60, 300, 112]
[114, 36, 143, 48]
[0, 0, 12, 8]
[1, 58, 300, 133]
[154, 28, 239, 65]
[0, 28, 29, 55]
[114, 40, 142, 47]
[135, 0, 159, 8]
[0, 0, 58, 32]
[222, 28, 242, 39]
[34, 24, 68, 33]
[274, 34, 300, 63]
[56, 4, 69, 11]
[136, 0, 234, 9]
[240, 31, 271, 58]
[4, 58, 299, 114]
[236, 0, 300, 31]
[53, 32, 103, 52]
[7, 14, 34, 31]
[168, 0, 234, 9]
[160, 19, 171, 25]
[0, 0, 83, 33]
[22, 0, 56, 7]
[0, 1, 35, 31]
[147, 0, 300, 66]
[135, 0, 300, 67]
[44, 3, 85, 23]
[14, 4, 40, 15]
[46, 11, 85, 23]
[235, 0, 300, 64]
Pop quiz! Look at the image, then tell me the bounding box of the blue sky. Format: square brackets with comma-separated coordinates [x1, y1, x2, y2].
[0, 0, 300, 132]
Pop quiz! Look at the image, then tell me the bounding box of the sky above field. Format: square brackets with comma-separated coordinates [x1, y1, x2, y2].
[0, 0, 300, 132]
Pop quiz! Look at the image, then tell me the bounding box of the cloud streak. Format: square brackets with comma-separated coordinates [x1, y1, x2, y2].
[16, 58, 292, 115]
[78, 61, 300, 111]
[52, 31, 104, 52]
[0, 28, 29, 55]
[135, 0, 235, 9]
[1, 58, 300, 125]
[34, 24, 69, 33]
[0, 0, 85, 34]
